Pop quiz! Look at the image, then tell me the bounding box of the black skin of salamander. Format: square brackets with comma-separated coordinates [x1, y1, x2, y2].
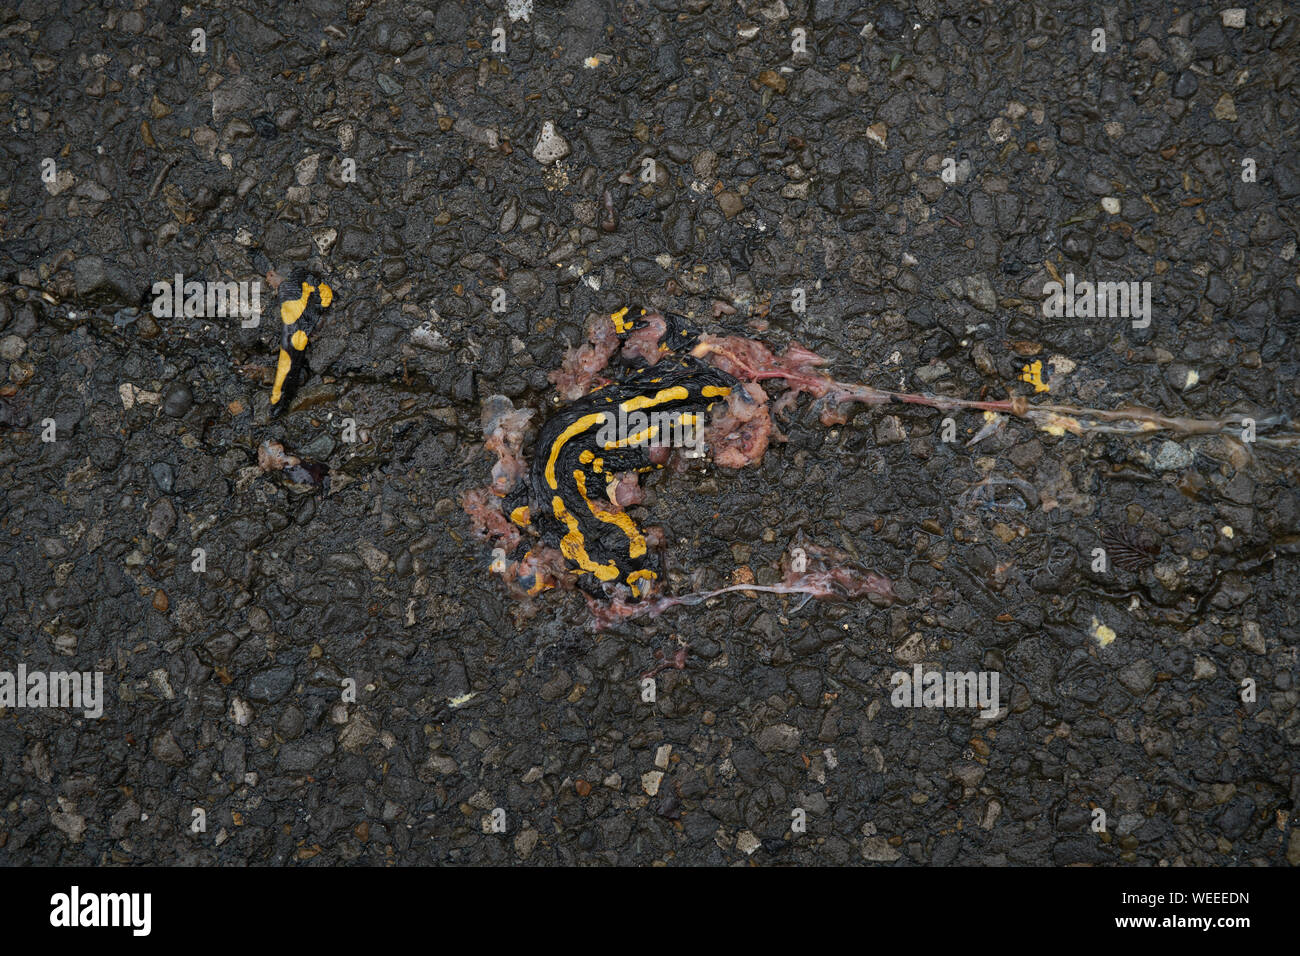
[525, 310, 737, 598]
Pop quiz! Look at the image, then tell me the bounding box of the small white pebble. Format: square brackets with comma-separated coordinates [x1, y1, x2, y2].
[1048, 354, 1077, 374]
[531, 120, 570, 166]
[736, 830, 761, 855]
[1220, 9, 1246, 29]
[641, 770, 664, 796]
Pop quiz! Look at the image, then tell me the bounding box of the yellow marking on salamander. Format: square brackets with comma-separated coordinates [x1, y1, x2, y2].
[702, 385, 731, 398]
[626, 568, 656, 593]
[520, 549, 551, 595]
[605, 423, 659, 449]
[611, 307, 632, 332]
[281, 282, 315, 325]
[620, 385, 689, 413]
[270, 348, 293, 405]
[510, 505, 531, 527]
[317, 283, 333, 307]
[291, 329, 309, 351]
[1020, 360, 1050, 393]
[573, 470, 646, 558]
[552, 495, 619, 581]
[545, 413, 607, 490]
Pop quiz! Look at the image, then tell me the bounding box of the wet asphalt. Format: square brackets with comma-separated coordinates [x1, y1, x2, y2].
[0, 0, 1297, 865]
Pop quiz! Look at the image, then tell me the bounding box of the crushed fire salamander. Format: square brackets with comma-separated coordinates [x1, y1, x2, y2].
[270, 270, 333, 414]
[509, 308, 736, 597]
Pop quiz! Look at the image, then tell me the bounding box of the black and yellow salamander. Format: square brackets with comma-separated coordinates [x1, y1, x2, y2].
[513, 308, 736, 597]
[270, 269, 333, 415]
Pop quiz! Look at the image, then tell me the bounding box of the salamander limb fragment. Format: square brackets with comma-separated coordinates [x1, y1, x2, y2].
[269, 269, 334, 415]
